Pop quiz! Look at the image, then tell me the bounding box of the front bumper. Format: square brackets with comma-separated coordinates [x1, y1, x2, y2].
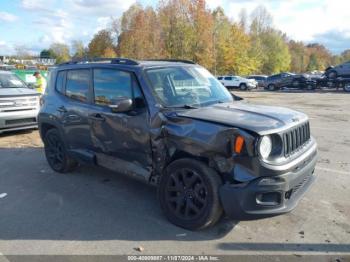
[0, 109, 39, 134]
[247, 82, 258, 89]
[219, 144, 317, 220]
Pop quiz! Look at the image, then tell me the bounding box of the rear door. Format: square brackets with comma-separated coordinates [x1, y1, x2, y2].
[88, 67, 152, 180]
[56, 69, 94, 152]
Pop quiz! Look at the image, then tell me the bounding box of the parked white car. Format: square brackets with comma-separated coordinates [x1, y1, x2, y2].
[217, 75, 258, 90]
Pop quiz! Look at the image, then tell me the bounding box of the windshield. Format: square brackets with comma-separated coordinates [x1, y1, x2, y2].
[0, 73, 27, 88]
[146, 66, 233, 108]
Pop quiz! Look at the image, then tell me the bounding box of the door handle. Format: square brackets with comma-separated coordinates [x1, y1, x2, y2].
[89, 113, 105, 121]
[57, 106, 67, 113]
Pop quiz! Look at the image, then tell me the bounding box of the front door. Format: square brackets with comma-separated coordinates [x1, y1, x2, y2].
[88, 68, 152, 181]
[223, 76, 232, 87]
[231, 76, 240, 87]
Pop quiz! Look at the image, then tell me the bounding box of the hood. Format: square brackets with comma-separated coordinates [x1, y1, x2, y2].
[176, 102, 308, 135]
[0, 88, 39, 97]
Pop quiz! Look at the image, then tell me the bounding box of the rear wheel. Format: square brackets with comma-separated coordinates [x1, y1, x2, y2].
[158, 159, 223, 230]
[44, 129, 77, 173]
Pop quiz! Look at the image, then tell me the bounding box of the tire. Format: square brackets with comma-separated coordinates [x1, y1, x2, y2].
[344, 83, 350, 92]
[44, 129, 77, 173]
[239, 83, 247, 91]
[327, 70, 337, 79]
[267, 84, 276, 91]
[158, 158, 223, 230]
[306, 84, 315, 90]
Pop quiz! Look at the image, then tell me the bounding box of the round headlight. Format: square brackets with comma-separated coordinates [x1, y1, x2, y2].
[258, 136, 272, 159]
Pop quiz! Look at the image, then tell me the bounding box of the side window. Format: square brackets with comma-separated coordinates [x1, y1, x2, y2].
[93, 69, 133, 106]
[224, 77, 232, 80]
[66, 70, 90, 102]
[217, 77, 223, 80]
[56, 71, 65, 94]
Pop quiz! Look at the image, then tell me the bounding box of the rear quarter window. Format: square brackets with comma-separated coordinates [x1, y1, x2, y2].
[55, 71, 65, 94]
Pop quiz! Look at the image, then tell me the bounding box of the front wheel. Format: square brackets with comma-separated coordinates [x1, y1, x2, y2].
[344, 83, 350, 92]
[267, 84, 276, 91]
[44, 129, 77, 173]
[239, 83, 248, 91]
[158, 159, 223, 230]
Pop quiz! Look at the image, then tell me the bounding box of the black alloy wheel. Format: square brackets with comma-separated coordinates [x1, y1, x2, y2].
[44, 129, 77, 173]
[159, 159, 223, 230]
[165, 168, 208, 221]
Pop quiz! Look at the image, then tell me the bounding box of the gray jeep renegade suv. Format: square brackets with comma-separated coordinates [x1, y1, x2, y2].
[38, 58, 317, 230]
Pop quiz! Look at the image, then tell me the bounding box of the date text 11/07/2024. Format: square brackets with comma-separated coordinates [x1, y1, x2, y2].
[127, 255, 220, 261]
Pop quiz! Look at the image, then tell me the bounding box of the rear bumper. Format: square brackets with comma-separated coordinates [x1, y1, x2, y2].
[219, 145, 317, 220]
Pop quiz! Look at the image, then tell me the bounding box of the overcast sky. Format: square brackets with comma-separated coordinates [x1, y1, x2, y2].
[0, 0, 349, 55]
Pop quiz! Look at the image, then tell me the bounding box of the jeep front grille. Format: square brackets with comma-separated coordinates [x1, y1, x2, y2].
[283, 121, 311, 156]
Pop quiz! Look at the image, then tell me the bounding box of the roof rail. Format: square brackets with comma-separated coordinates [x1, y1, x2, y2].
[58, 57, 139, 66]
[145, 59, 196, 64]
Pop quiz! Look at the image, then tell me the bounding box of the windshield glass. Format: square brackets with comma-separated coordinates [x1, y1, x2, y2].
[0, 73, 27, 88]
[146, 66, 233, 108]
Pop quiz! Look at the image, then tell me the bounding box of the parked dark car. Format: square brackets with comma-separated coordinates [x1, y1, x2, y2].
[38, 58, 318, 230]
[246, 75, 267, 88]
[325, 61, 350, 78]
[265, 72, 316, 91]
[315, 75, 350, 92]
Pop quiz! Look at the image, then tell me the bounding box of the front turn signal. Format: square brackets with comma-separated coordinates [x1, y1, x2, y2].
[234, 135, 245, 154]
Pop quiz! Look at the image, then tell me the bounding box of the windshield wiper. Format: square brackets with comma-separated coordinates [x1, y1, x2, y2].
[165, 104, 198, 109]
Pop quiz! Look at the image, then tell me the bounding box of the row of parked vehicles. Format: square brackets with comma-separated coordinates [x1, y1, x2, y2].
[217, 60, 350, 92]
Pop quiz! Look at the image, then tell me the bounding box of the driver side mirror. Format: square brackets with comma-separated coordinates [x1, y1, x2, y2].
[109, 98, 133, 113]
